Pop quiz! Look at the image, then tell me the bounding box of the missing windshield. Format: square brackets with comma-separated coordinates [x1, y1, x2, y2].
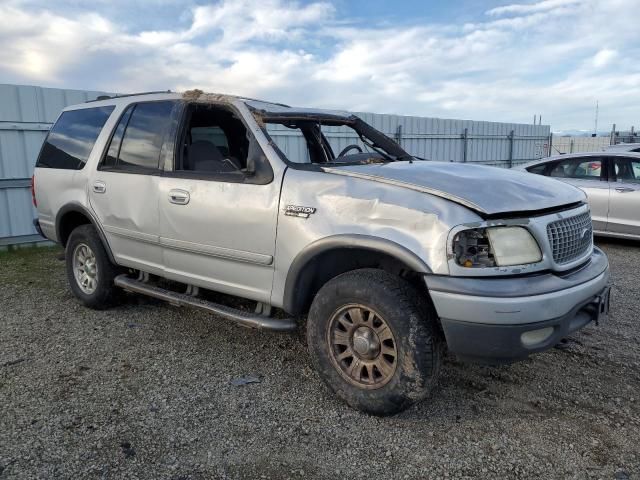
[255, 112, 412, 166]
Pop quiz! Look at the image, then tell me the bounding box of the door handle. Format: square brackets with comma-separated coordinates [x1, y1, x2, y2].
[615, 186, 635, 193]
[169, 189, 190, 205]
[92, 181, 106, 194]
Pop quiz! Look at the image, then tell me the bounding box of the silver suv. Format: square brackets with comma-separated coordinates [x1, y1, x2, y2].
[33, 91, 611, 415]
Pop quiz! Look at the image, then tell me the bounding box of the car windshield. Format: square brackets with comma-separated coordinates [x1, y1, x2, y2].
[259, 114, 414, 165]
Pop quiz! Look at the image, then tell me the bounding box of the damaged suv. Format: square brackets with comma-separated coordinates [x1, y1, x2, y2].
[33, 91, 610, 415]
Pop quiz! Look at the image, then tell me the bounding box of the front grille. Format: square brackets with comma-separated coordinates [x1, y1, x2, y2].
[546, 211, 593, 264]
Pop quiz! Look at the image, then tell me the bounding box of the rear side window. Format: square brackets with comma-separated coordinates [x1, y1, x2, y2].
[102, 106, 133, 169]
[102, 101, 175, 172]
[527, 164, 547, 175]
[612, 158, 640, 184]
[549, 158, 603, 180]
[36, 106, 115, 169]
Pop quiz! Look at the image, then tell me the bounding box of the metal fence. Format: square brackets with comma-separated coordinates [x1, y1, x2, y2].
[549, 136, 610, 154]
[268, 112, 550, 169]
[0, 83, 550, 247]
[0, 84, 112, 247]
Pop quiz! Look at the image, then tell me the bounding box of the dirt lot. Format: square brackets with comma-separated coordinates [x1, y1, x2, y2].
[1, 240, 639, 479]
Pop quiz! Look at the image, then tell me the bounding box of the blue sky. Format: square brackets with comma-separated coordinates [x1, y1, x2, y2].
[1, 0, 638, 132]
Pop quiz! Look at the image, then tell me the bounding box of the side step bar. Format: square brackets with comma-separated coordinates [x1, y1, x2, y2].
[114, 275, 297, 332]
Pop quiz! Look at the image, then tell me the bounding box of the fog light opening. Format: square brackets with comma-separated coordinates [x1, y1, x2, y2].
[520, 327, 554, 347]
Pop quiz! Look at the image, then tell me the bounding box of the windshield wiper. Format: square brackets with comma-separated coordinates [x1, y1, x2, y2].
[397, 154, 428, 162]
[357, 133, 394, 162]
[324, 157, 387, 166]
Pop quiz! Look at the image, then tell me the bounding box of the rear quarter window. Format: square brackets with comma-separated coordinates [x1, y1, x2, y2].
[36, 106, 115, 170]
[527, 164, 547, 175]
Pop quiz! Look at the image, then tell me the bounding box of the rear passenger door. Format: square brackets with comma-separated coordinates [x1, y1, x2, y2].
[89, 100, 177, 274]
[547, 156, 610, 232]
[607, 156, 640, 236]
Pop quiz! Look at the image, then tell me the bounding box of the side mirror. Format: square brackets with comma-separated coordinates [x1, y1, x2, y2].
[245, 136, 274, 183]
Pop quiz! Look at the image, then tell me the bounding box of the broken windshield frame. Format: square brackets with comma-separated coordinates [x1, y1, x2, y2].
[252, 110, 415, 167]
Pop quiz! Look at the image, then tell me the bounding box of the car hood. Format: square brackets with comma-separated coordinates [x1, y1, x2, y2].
[323, 161, 586, 217]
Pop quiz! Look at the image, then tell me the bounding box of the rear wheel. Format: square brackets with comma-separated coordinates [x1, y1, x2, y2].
[65, 224, 120, 309]
[307, 269, 441, 415]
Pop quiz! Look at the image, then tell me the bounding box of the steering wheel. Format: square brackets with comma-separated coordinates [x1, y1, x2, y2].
[338, 144, 363, 157]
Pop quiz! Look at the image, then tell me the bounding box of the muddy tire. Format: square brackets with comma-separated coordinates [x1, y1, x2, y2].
[307, 269, 441, 415]
[65, 224, 120, 309]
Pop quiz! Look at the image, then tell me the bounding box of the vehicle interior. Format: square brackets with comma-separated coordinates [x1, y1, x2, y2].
[263, 116, 411, 165]
[177, 103, 249, 173]
[548, 158, 603, 179]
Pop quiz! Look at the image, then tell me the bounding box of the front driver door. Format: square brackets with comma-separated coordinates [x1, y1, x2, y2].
[607, 156, 640, 236]
[157, 102, 282, 303]
[547, 156, 609, 232]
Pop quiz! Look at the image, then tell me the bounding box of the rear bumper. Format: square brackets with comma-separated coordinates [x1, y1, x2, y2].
[425, 247, 610, 364]
[33, 218, 44, 237]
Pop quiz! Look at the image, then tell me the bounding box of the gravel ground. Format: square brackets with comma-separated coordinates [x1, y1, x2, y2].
[1, 240, 639, 479]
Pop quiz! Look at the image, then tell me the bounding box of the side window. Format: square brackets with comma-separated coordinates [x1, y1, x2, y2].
[550, 158, 602, 180]
[118, 102, 175, 170]
[36, 106, 115, 170]
[613, 158, 640, 184]
[102, 106, 133, 169]
[527, 164, 547, 175]
[176, 104, 248, 174]
[101, 101, 175, 172]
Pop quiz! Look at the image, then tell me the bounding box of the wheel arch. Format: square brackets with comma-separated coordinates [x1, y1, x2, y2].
[56, 203, 116, 264]
[282, 234, 432, 316]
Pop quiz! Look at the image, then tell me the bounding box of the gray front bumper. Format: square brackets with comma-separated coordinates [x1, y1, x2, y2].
[425, 247, 610, 363]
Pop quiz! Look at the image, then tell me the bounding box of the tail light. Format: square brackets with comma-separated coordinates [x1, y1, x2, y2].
[31, 175, 37, 207]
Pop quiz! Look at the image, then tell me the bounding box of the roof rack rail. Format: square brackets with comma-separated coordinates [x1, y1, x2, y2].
[86, 90, 173, 103]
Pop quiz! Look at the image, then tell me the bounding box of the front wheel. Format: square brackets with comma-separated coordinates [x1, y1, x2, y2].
[306, 269, 442, 415]
[65, 224, 120, 309]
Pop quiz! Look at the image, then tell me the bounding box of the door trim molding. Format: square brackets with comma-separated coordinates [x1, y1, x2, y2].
[103, 226, 273, 265]
[104, 225, 159, 245]
[160, 236, 273, 266]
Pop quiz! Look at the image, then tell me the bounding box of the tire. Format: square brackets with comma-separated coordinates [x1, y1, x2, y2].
[65, 224, 120, 309]
[307, 269, 442, 416]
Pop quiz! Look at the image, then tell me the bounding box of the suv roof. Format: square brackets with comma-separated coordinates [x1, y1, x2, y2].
[71, 90, 354, 121]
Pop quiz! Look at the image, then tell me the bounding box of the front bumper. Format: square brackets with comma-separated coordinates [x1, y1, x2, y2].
[425, 247, 610, 364]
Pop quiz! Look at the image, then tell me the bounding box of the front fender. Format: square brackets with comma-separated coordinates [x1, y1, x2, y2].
[270, 168, 483, 311]
[282, 234, 432, 314]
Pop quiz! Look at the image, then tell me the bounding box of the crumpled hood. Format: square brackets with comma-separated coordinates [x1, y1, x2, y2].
[323, 161, 586, 216]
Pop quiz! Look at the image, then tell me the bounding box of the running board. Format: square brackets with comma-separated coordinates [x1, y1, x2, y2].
[114, 275, 297, 332]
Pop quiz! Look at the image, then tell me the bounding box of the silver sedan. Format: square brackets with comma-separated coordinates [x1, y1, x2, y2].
[515, 152, 640, 239]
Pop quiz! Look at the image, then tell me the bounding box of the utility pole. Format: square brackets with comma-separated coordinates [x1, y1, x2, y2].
[610, 123, 616, 146]
[594, 100, 599, 136]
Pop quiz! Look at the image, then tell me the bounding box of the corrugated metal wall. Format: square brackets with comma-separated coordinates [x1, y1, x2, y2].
[0, 84, 111, 246]
[0, 83, 550, 247]
[550, 136, 610, 154]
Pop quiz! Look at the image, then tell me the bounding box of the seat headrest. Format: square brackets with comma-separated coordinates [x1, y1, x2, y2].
[188, 140, 236, 172]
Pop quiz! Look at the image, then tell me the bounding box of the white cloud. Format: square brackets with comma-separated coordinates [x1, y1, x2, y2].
[486, 0, 581, 16]
[592, 48, 618, 68]
[0, 0, 638, 131]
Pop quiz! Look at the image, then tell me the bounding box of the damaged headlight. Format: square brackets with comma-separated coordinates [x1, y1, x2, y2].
[453, 227, 542, 268]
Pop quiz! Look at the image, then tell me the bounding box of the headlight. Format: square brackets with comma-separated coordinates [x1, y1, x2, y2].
[453, 226, 542, 268]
